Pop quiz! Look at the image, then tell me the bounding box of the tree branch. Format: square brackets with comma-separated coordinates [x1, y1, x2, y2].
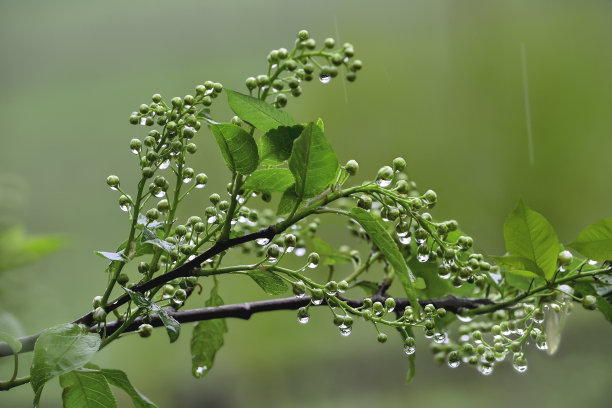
[0, 294, 493, 357]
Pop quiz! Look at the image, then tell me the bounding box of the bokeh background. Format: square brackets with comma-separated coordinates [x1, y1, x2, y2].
[1, 0, 611, 407]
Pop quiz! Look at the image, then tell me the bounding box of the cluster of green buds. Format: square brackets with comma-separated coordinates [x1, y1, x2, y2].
[244, 29, 362, 107]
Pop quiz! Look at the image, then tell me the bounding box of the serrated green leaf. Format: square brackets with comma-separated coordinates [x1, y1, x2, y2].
[30, 324, 101, 407]
[258, 125, 304, 165]
[288, 122, 339, 200]
[492, 255, 545, 278]
[0, 330, 21, 353]
[569, 218, 612, 261]
[277, 185, 300, 216]
[60, 369, 117, 408]
[226, 89, 296, 131]
[191, 287, 227, 379]
[503, 200, 559, 280]
[211, 123, 259, 174]
[311, 237, 351, 264]
[350, 207, 418, 309]
[100, 368, 157, 408]
[247, 270, 288, 295]
[243, 168, 295, 193]
[124, 289, 180, 343]
[0, 226, 64, 273]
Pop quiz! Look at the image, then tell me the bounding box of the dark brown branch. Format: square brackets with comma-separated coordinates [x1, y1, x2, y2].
[0, 294, 493, 357]
[73, 225, 277, 327]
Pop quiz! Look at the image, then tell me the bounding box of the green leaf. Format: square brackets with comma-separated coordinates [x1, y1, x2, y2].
[595, 296, 612, 323]
[288, 122, 339, 200]
[0, 330, 21, 353]
[503, 200, 560, 280]
[226, 89, 296, 131]
[242, 168, 295, 193]
[355, 281, 380, 295]
[247, 270, 288, 295]
[503, 272, 545, 292]
[277, 185, 300, 216]
[191, 287, 227, 378]
[311, 237, 351, 264]
[124, 289, 180, 343]
[142, 228, 174, 253]
[210, 123, 259, 174]
[569, 218, 612, 261]
[491, 255, 545, 278]
[100, 368, 157, 408]
[258, 125, 304, 165]
[0, 226, 64, 273]
[95, 250, 128, 262]
[60, 369, 117, 408]
[407, 258, 453, 299]
[350, 207, 418, 309]
[30, 324, 101, 407]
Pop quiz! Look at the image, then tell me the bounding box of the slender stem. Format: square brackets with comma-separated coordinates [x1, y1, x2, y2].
[0, 375, 30, 391]
[219, 173, 242, 242]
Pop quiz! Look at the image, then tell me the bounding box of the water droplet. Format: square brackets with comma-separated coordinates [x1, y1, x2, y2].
[588, 259, 598, 266]
[183, 177, 192, 183]
[109, 186, 118, 191]
[399, 236, 412, 245]
[271, 64, 278, 70]
[376, 178, 391, 187]
[195, 366, 208, 377]
[433, 332, 448, 344]
[417, 253, 429, 263]
[207, 216, 217, 224]
[311, 297, 323, 306]
[403, 344, 416, 355]
[238, 216, 248, 224]
[307, 262, 318, 269]
[154, 190, 166, 198]
[237, 196, 245, 204]
[188, 255, 196, 261]
[268, 257, 278, 264]
[478, 363, 494, 375]
[140, 117, 147, 125]
[131, 148, 139, 155]
[536, 339, 548, 350]
[286, 246, 295, 253]
[298, 315, 310, 324]
[448, 360, 460, 368]
[159, 159, 170, 170]
[456, 313, 472, 323]
[513, 362, 528, 373]
[294, 247, 306, 257]
[119, 204, 129, 212]
[195, 182, 206, 189]
[256, 238, 270, 246]
[319, 73, 331, 84]
[339, 327, 352, 336]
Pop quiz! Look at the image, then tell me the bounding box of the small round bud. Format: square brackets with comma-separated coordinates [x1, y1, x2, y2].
[275, 93, 287, 107]
[558, 250, 572, 266]
[146, 208, 160, 221]
[245, 77, 257, 90]
[284, 234, 296, 248]
[345, 160, 359, 176]
[129, 115, 139, 125]
[392, 157, 406, 172]
[385, 297, 396, 311]
[106, 175, 120, 189]
[377, 333, 388, 343]
[293, 281, 307, 297]
[256, 75, 269, 87]
[267, 244, 281, 259]
[93, 307, 107, 322]
[117, 273, 129, 286]
[324, 38, 335, 48]
[325, 280, 338, 294]
[357, 195, 372, 210]
[174, 288, 187, 302]
[337, 280, 349, 292]
[196, 173, 208, 186]
[297, 29, 309, 40]
[152, 93, 162, 103]
[138, 323, 153, 338]
[171, 97, 182, 108]
[186, 143, 197, 154]
[184, 94, 195, 106]
[130, 138, 142, 152]
[582, 295, 597, 310]
[377, 166, 394, 181]
[92, 296, 103, 308]
[423, 189, 437, 205]
[436, 307, 447, 318]
[307, 252, 320, 267]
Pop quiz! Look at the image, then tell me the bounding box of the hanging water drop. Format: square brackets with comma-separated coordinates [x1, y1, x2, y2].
[194, 366, 208, 378]
[433, 332, 448, 344]
[478, 363, 494, 376]
[159, 159, 170, 170]
[154, 190, 166, 198]
[399, 236, 412, 245]
[294, 247, 306, 257]
[183, 176, 192, 183]
[207, 216, 217, 224]
[256, 238, 270, 246]
[376, 178, 392, 187]
[319, 73, 331, 84]
[339, 327, 352, 337]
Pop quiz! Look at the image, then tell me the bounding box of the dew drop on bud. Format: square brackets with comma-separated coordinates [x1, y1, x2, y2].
[256, 238, 270, 246]
[376, 179, 392, 187]
[319, 74, 331, 84]
[154, 190, 166, 198]
[159, 159, 170, 170]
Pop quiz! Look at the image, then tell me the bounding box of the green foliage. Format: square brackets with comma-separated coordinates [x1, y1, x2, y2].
[0, 28, 610, 407]
[569, 218, 612, 261]
[0, 226, 64, 273]
[190, 287, 227, 379]
[30, 324, 101, 406]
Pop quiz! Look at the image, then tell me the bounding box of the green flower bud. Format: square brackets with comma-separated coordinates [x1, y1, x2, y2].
[582, 295, 597, 310]
[385, 297, 396, 311]
[93, 307, 107, 323]
[297, 29, 309, 40]
[357, 195, 372, 210]
[138, 323, 153, 338]
[558, 250, 572, 266]
[267, 244, 281, 259]
[337, 280, 349, 292]
[423, 189, 437, 205]
[256, 75, 269, 86]
[195, 173, 208, 186]
[345, 159, 359, 176]
[307, 252, 320, 267]
[392, 157, 406, 172]
[106, 175, 120, 189]
[171, 97, 182, 108]
[245, 77, 257, 90]
[92, 296, 103, 308]
[377, 332, 388, 343]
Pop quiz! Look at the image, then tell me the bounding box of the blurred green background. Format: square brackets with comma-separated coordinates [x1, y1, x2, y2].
[1, 0, 611, 407]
